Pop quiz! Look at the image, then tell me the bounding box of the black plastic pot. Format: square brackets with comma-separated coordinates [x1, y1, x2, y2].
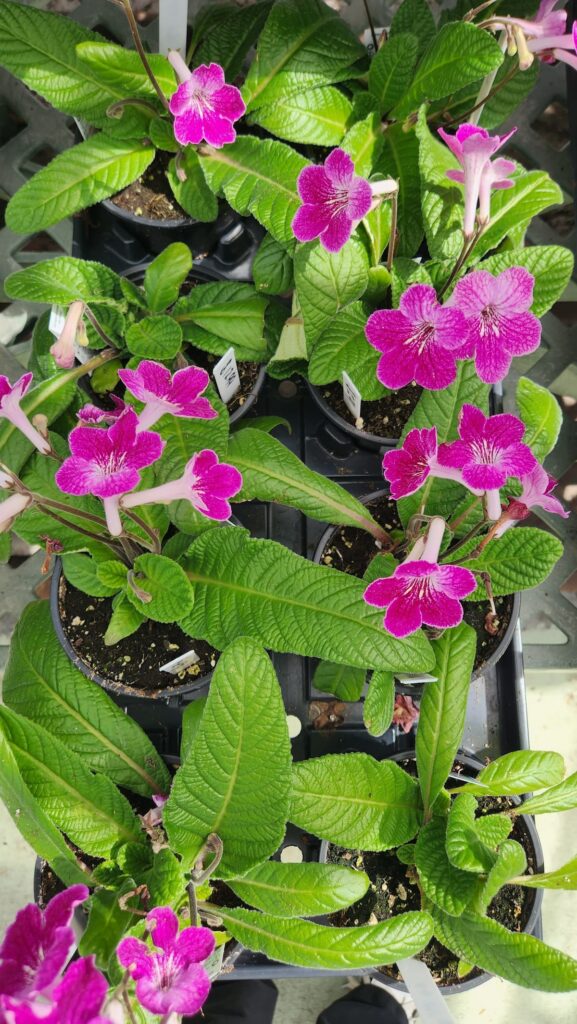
[307, 381, 400, 453]
[319, 750, 544, 996]
[312, 488, 521, 681]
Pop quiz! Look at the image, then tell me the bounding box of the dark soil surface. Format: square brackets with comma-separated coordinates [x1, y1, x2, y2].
[319, 381, 422, 440]
[59, 575, 218, 695]
[189, 349, 262, 417]
[317, 494, 515, 673]
[327, 792, 537, 987]
[111, 152, 187, 222]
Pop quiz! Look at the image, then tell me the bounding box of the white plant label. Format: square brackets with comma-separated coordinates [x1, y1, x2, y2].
[159, 649, 200, 675]
[48, 305, 67, 337]
[342, 370, 362, 420]
[214, 347, 241, 404]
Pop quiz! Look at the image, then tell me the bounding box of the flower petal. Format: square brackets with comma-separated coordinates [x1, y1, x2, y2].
[116, 938, 152, 981]
[384, 596, 423, 638]
[292, 203, 331, 243]
[436, 563, 477, 599]
[363, 576, 399, 608]
[214, 83, 246, 121]
[421, 591, 464, 630]
[146, 906, 179, 952]
[324, 147, 355, 186]
[320, 211, 354, 253]
[202, 110, 237, 148]
[175, 926, 216, 965]
[173, 108, 205, 146]
[398, 284, 438, 322]
[365, 309, 412, 352]
[348, 177, 372, 220]
[296, 164, 332, 204]
[135, 963, 211, 1016]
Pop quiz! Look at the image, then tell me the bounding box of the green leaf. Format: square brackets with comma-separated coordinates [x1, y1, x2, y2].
[514, 856, 577, 890]
[446, 793, 497, 874]
[392, 23, 503, 120]
[312, 662, 366, 702]
[519, 771, 577, 816]
[104, 596, 145, 647]
[229, 861, 370, 918]
[125, 316, 183, 359]
[217, 906, 433, 969]
[61, 553, 119, 598]
[180, 698, 207, 763]
[378, 125, 423, 257]
[476, 246, 574, 318]
[341, 112, 384, 178]
[165, 638, 291, 876]
[125, 553, 194, 623]
[308, 302, 382, 400]
[6, 135, 155, 233]
[242, 0, 364, 112]
[480, 840, 526, 908]
[433, 908, 577, 991]
[439, 55, 539, 132]
[475, 813, 512, 848]
[143, 847, 186, 907]
[0, 707, 141, 858]
[3, 602, 170, 797]
[79, 881, 137, 970]
[97, 560, 129, 590]
[148, 117, 179, 152]
[295, 238, 369, 348]
[459, 750, 565, 797]
[253, 234, 294, 295]
[228, 428, 385, 534]
[173, 281, 268, 361]
[0, 730, 88, 886]
[182, 529, 435, 673]
[416, 107, 463, 261]
[390, 0, 436, 57]
[516, 377, 562, 462]
[199, 136, 307, 248]
[369, 34, 419, 115]
[5, 257, 123, 305]
[391, 258, 432, 307]
[416, 623, 477, 817]
[363, 671, 395, 737]
[75, 41, 176, 98]
[363, 199, 393, 268]
[166, 148, 219, 222]
[290, 753, 422, 850]
[461, 528, 563, 598]
[474, 170, 564, 259]
[253, 86, 352, 145]
[415, 816, 478, 915]
[192, 2, 273, 80]
[144, 243, 192, 312]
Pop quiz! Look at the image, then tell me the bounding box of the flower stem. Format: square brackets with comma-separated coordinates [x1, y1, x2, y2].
[35, 503, 128, 561]
[83, 308, 121, 351]
[442, 518, 486, 559]
[468, 30, 509, 126]
[438, 226, 481, 299]
[119, 0, 171, 111]
[122, 507, 161, 553]
[362, 0, 378, 52]
[386, 190, 398, 272]
[446, 495, 482, 533]
[188, 880, 199, 927]
[435, 61, 518, 128]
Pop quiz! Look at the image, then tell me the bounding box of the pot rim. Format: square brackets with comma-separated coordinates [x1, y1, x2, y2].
[307, 380, 400, 452]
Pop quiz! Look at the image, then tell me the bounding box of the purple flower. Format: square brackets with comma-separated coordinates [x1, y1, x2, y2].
[438, 124, 516, 237]
[496, 464, 569, 536]
[50, 301, 84, 370]
[382, 428, 439, 499]
[392, 694, 420, 734]
[118, 360, 217, 432]
[5, 956, 112, 1024]
[364, 561, 477, 638]
[292, 149, 372, 254]
[489, 2, 577, 70]
[117, 906, 215, 1017]
[168, 52, 245, 148]
[77, 396, 127, 425]
[0, 885, 88, 1003]
[123, 448, 242, 522]
[365, 284, 468, 391]
[0, 373, 50, 455]
[449, 266, 541, 384]
[55, 408, 165, 536]
[438, 404, 538, 493]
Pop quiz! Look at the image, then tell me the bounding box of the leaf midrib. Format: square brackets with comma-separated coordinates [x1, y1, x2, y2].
[245, 10, 334, 109]
[203, 146, 299, 202]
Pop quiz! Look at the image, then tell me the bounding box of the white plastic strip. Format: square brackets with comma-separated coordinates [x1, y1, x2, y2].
[397, 958, 457, 1024]
[158, 0, 188, 57]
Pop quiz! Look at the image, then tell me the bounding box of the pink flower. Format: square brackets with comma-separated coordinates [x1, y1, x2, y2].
[437, 124, 516, 237]
[437, 404, 537, 493]
[49, 301, 84, 370]
[292, 149, 372, 254]
[5, 956, 112, 1024]
[55, 408, 164, 536]
[489, 2, 577, 70]
[0, 885, 88, 1003]
[0, 493, 31, 533]
[392, 694, 420, 733]
[123, 448, 242, 522]
[0, 373, 50, 455]
[168, 53, 245, 148]
[365, 284, 468, 391]
[77, 396, 127, 424]
[117, 906, 215, 1017]
[450, 267, 541, 384]
[364, 561, 477, 638]
[497, 464, 569, 536]
[383, 428, 439, 499]
[118, 360, 217, 432]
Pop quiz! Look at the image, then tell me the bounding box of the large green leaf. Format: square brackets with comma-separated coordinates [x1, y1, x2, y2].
[6, 136, 155, 233]
[290, 753, 422, 850]
[474, 170, 563, 259]
[229, 861, 370, 918]
[516, 377, 562, 462]
[513, 856, 577, 890]
[228, 428, 385, 535]
[475, 246, 574, 318]
[217, 906, 433, 969]
[252, 234, 294, 295]
[446, 793, 497, 874]
[439, 56, 539, 131]
[415, 817, 478, 915]
[458, 750, 565, 796]
[144, 243, 193, 313]
[125, 553, 194, 623]
[341, 112, 384, 178]
[416, 623, 477, 817]
[460, 528, 564, 597]
[390, 0, 436, 57]
[75, 41, 176, 98]
[79, 878, 139, 969]
[0, 707, 141, 858]
[308, 302, 382, 400]
[242, 0, 364, 111]
[2, 602, 170, 797]
[173, 281, 268, 360]
[125, 316, 183, 360]
[5, 257, 123, 305]
[479, 840, 526, 908]
[433, 908, 577, 990]
[182, 529, 435, 673]
[519, 771, 577, 816]
[295, 238, 369, 347]
[164, 638, 291, 876]
[199, 137, 307, 247]
[312, 662, 366, 702]
[192, 2, 273, 80]
[167, 148, 219, 222]
[378, 125, 423, 258]
[363, 670, 395, 737]
[253, 86, 352, 146]
[416, 107, 463, 261]
[368, 34, 419, 115]
[392, 23, 503, 119]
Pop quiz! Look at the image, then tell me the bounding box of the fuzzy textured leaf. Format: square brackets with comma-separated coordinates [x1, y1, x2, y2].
[104, 597, 144, 647]
[295, 239, 369, 347]
[144, 243, 193, 313]
[5, 257, 122, 306]
[62, 553, 119, 598]
[415, 817, 478, 915]
[312, 662, 366, 702]
[192, 2, 273, 80]
[378, 125, 423, 258]
[167, 148, 219, 222]
[253, 86, 352, 146]
[369, 34, 419, 115]
[390, 0, 436, 57]
[461, 528, 563, 598]
[480, 840, 526, 908]
[253, 234, 294, 295]
[446, 793, 497, 874]
[474, 171, 563, 259]
[341, 112, 384, 178]
[519, 771, 577, 816]
[125, 553, 194, 623]
[514, 856, 577, 890]
[516, 377, 562, 462]
[476, 246, 573, 318]
[308, 302, 382, 400]
[416, 108, 463, 261]
[75, 41, 176, 98]
[460, 750, 565, 797]
[363, 671, 395, 737]
[173, 281, 268, 360]
[229, 861, 370, 918]
[125, 316, 183, 360]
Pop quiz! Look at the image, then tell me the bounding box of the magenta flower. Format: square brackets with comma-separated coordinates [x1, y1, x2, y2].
[123, 448, 242, 522]
[392, 694, 420, 734]
[55, 408, 164, 536]
[292, 148, 372, 254]
[438, 124, 516, 237]
[0, 373, 50, 455]
[117, 906, 215, 1016]
[168, 52, 245, 148]
[364, 561, 477, 638]
[450, 267, 541, 384]
[437, 404, 537, 493]
[488, 2, 577, 70]
[0, 885, 88, 1003]
[497, 464, 569, 536]
[365, 284, 468, 391]
[118, 360, 217, 432]
[382, 427, 438, 499]
[77, 396, 127, 425]
[5, 956, 112, 1024]
[50, 301, 84, 370]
